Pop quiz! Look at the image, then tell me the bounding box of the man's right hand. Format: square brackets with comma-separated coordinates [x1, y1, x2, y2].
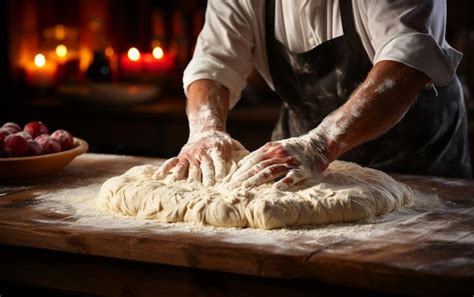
[153, 79, 245, 186]
[153, 130, 247, 186]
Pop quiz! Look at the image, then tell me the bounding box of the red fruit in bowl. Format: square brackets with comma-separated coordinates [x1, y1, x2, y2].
[4, 134, 29, 157]
[2, 122, 21, 134]
[15, 131, 33, 140]
[24, 121, 49, 139]
[3, 127, 18, 135]
[51, 129, 74, 151]
[35, 134, 61, 154]
[27, 139, 44, 156]
[0, 128, 10, 148]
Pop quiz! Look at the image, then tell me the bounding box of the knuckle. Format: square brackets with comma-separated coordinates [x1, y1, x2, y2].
[285, 156, 298, 165]
[267, 166, 278, 174]
[255, 163, 265, 171]
[288, 170, 300, 178]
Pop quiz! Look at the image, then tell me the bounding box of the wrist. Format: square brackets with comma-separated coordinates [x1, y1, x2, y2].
[323, 137, 340, 163]
[187, 104, 226, 137]
[305, 127, 339, 164]
[188, 129, 229, 143]
[189, 125, 226, 136]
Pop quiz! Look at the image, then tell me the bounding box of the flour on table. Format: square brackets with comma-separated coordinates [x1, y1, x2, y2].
[97, 159, 414, 230]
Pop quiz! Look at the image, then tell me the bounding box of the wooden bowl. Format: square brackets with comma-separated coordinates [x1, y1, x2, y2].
[0, 138, 88, 179]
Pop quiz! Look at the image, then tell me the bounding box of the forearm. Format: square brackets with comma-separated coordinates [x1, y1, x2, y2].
[186, 79, 230, 136]
[312, 61, 430, 162]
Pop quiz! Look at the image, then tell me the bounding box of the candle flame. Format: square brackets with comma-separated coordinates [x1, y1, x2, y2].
[55, 44, 68, 58]
[34, 54, 46, 68]
[152, 47, 164, 60]
[128, 47, 140, 61]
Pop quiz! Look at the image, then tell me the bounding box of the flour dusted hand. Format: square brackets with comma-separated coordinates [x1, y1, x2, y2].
[230, 132, 330, 190]
[153, 80, 251, 186]
[153, 131, 247, 186]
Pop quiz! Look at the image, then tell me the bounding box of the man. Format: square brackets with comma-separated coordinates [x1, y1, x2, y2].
[154, 0, 471, 189]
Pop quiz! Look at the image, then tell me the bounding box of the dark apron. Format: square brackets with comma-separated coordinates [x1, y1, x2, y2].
[265, 0, 472, 179]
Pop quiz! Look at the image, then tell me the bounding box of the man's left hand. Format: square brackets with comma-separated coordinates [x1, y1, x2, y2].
[229, 133, 329, 190]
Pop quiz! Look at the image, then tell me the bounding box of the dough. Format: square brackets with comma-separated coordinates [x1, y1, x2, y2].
[97, 160, 414, 229]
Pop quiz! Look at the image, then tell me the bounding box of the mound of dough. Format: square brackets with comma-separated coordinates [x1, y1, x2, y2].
[97, 160, 414, 229]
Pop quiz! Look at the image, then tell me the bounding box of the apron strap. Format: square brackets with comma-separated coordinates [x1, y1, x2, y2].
[339, 0, 368, 59]
[265, 0, 301, 104]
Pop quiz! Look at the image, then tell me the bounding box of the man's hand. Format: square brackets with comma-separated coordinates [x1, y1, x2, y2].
[230, 132, 329, 190]
[153, 79, 247, 186]
[153, 131, 246, 186]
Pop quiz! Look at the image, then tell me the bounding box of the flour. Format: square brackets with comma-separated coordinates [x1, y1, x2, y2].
[187, 82, 225, 139]
[96, 160, 418, 230]
[375, 79, 396, 94]
[316, 110, 345, 143]
[187, 104, 224, 142]
[33, 183, 460, 251]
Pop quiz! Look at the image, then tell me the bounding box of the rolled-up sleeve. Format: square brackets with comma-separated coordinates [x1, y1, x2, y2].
[183, 0, 255, 109]
[368, 0, 463, 87]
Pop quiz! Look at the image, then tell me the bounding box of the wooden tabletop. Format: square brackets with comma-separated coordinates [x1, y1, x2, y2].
[0, 154, 473, 296]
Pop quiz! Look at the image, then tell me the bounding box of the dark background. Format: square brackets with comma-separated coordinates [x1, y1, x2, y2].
[1, 0, 473, 168]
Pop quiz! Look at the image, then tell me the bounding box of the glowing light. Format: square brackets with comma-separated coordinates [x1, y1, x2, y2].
[34, 54, 46, 68]
[55, 44, 68, 58]
[127, 47, 140, 61]
[152, 47, 164, 59]
[54, 25, 66, 40]
[105, 47, 115, 58]
[79, 47, 93, 73]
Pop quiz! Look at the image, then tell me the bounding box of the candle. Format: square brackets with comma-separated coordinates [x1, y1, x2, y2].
[143, 46, 174, 73]
[25, 54, 58, 88]
[153, 46, 164, 59]
[55, 44, 68, 64]
[120, 47, 144, 75]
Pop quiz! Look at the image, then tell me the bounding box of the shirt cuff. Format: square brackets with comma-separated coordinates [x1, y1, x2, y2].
[374, 33, 463, 87]
[183, 56, 246, 109]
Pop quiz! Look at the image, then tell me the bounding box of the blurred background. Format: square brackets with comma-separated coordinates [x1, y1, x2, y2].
[1, 0, 473, 167]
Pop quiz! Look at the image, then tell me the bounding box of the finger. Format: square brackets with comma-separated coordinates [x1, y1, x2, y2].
[243, 164, 290, 189]
[187, 158, 202, 183]
[152, 157, 179, 180]
[200, 155, 216, 187]
[232, 158, 281, 184]
[168, 159, 189, 182]
[273, 169, 306, 190]
[209, 150, 227, 181]
[232, 150, 269, 181]
[237, 146, 266, 167]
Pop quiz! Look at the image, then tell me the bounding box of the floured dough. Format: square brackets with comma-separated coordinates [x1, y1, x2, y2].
[97, 159, 414, 229]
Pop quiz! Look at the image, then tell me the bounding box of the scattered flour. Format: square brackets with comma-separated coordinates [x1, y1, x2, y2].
[375, 79, 396, 94]
[31, 181, 464, 251]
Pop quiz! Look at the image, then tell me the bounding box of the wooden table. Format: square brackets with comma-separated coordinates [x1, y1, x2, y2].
[0, 154, 473, 297]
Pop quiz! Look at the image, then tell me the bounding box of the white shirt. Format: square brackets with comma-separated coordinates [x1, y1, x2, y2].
[183, 0, 462, 109]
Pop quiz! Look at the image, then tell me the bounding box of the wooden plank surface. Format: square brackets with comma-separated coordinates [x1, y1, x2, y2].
[0, 153, 473, 296]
